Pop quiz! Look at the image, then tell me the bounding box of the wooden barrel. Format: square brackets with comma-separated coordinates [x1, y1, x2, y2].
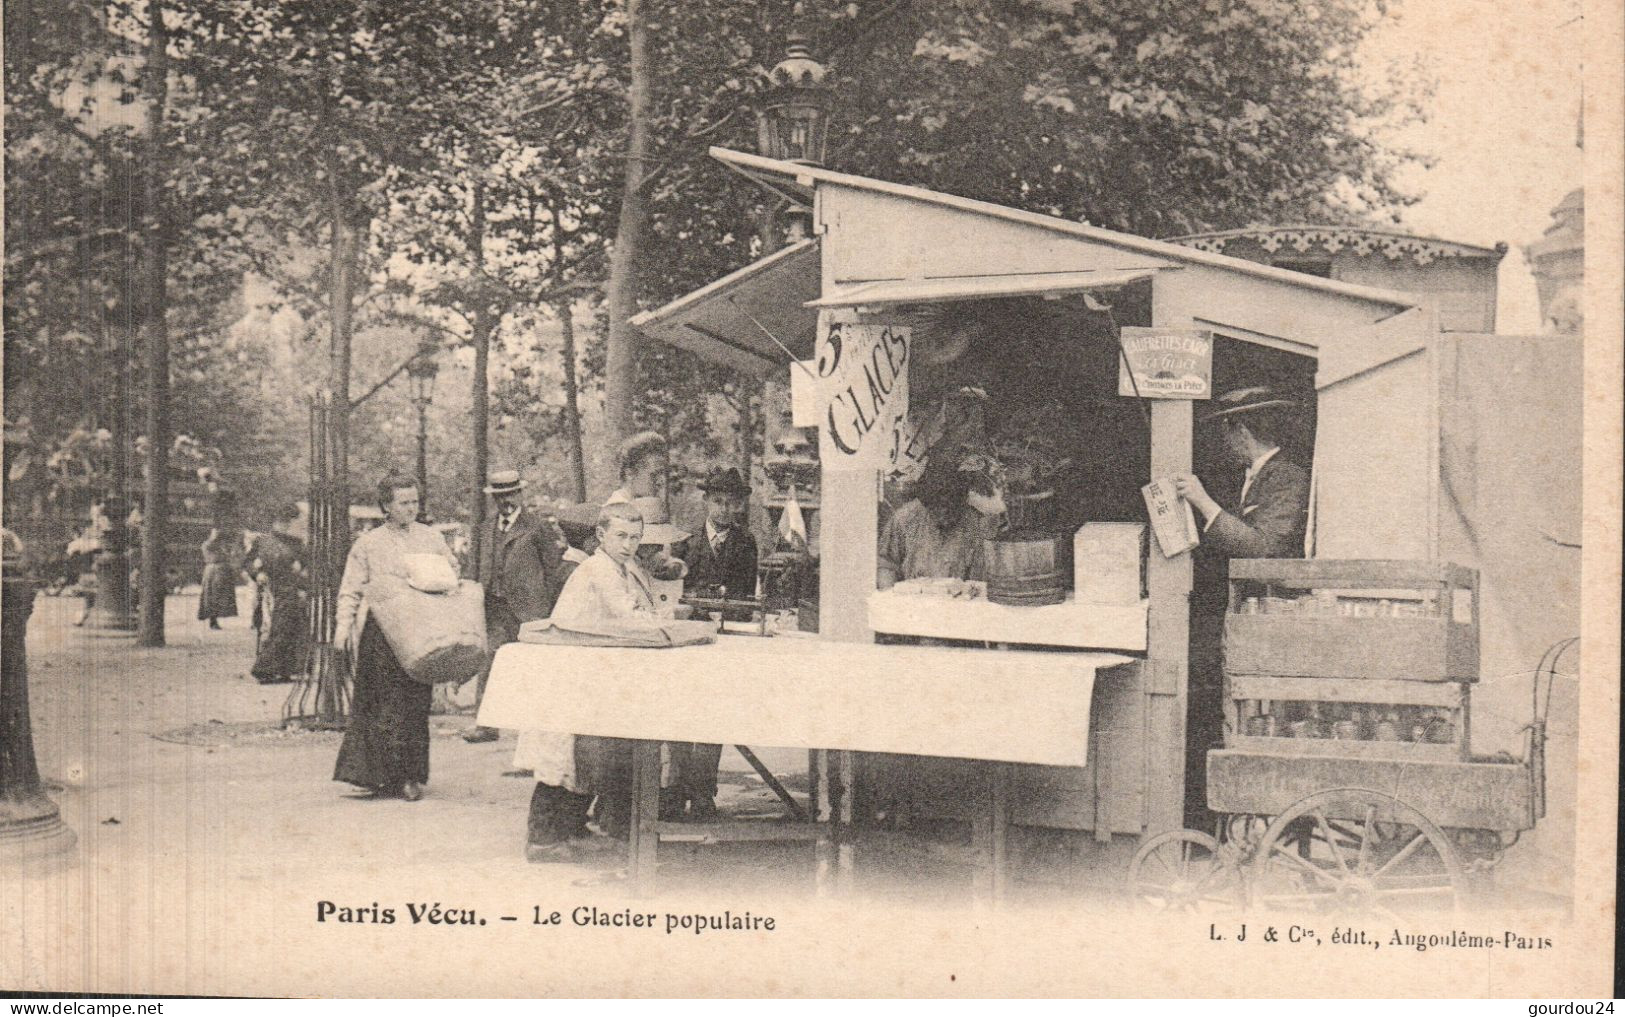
[984, 534, 1066, 607]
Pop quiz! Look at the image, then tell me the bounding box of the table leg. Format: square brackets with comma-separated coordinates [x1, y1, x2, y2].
[834, 749, 854, 894]
[735, 744, 807, 820]
[808, 748, 821, 819]
[971, 761, 1009, 906]
[813, 749, 832, 895]
[628, 739, 661, 898]
[813, 749, 855, 897]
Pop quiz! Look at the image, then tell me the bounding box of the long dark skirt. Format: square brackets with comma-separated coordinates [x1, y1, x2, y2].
[251, 586, 308, 681]
[334, 619, 432, 791]
[197, 564, 239, 619]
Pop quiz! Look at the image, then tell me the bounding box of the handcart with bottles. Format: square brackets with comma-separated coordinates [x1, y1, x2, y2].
[1130, 559, 1555, 915]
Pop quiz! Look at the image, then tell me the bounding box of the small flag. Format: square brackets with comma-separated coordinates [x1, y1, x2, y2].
[779, 489, 808, 550]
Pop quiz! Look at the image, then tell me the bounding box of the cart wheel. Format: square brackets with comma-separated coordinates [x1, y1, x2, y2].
[1130, 830, 1244, 913]
[1223, 814, 1271, 855]
[1249, 788, 1462, 917]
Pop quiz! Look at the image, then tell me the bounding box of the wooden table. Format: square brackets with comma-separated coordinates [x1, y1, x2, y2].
[478, 636, 1130, 898]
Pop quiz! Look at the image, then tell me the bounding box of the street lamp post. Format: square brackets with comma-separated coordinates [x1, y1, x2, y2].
[1, 531, 78, 865]
[406, 340, 440, 522]
[756, 15, 834, 803]
[754, 10, 833, 248]
[755, 16, 832, 168]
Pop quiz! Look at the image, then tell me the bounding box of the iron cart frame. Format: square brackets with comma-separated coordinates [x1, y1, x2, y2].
[1130, 559, 1552, 915]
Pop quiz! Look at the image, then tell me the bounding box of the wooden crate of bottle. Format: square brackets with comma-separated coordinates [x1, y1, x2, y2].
[1222, 674, 1469, 763]
[1222, 559, 1479, 682]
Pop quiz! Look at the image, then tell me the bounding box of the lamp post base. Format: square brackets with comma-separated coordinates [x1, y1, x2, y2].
[0, 795, 77, 866]
[2, 575, 79, 868]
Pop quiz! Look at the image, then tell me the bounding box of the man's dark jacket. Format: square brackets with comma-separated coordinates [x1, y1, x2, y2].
[681, 525, 759, 598]
[477, 509, 567, 623]
[1204, 455, 1310, 559]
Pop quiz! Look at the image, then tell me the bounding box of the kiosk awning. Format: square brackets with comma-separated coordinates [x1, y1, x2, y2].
[808, 268, 1159, 308]
[629, 238, 822, 377]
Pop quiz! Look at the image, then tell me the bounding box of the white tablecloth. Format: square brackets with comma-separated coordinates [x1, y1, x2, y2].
[477, 637, 1133, 767]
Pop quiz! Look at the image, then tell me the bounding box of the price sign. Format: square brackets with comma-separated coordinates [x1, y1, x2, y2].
[1117, 327, 1213, 400]
[815, 317, 911, 472]
[885, 412, 931, 484]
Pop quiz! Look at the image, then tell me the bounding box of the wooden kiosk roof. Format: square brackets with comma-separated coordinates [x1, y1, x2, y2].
[633, 148, 1420, 374]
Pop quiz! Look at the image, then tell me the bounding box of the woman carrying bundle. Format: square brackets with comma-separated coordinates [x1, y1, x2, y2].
[331, 473, 458, 802]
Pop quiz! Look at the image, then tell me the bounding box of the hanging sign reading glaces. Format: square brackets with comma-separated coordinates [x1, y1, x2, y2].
[814, 316, 911, 472]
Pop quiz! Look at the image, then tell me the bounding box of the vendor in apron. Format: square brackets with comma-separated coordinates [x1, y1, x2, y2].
[876, 448, 1004, 590]
[515, 500, 659, 863]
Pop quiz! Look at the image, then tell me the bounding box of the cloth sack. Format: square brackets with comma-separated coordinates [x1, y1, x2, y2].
[402, 552, 459, 593]
[365, 577, 488, 684]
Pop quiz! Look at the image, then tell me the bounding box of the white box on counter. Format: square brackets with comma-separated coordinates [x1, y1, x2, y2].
[1074, 522, 1146, 604]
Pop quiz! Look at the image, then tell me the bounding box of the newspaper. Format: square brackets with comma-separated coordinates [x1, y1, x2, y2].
[1142, 479, 1201, 557]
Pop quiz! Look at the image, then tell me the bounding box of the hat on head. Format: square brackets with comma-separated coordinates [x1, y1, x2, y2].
[483, 469, 528, 495]
[1199, 385, 1300, 424]
[629, 496, 689, 547]
[699, 467, 751, 498]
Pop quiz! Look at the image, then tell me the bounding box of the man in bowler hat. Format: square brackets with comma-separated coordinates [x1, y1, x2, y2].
[666, 466, 759, 820]
[463, 469, 571, 743]
[681, 467, 758, 599]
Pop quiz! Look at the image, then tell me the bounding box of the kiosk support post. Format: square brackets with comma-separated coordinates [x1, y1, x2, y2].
[1145, 398, 1194, 835]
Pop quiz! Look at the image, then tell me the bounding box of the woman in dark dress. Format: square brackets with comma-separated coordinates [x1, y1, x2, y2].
[245, 503, 309, 684]
[331, 474, 457, 801]
[197, 526, 242, 629]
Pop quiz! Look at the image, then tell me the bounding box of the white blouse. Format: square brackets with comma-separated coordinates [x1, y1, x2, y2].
[334, 522, 457, 639]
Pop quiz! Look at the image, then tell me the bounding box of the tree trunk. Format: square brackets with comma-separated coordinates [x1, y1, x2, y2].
[601, 0, 652, 448]
[555, 296, 587, 502]
[137, 0, 170, 647]
[467, 180, 492, 568]
[327, 166, 361, 574]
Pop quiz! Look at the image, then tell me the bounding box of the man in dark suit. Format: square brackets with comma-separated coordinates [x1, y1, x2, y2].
[1173, 386, 1310, 828]
[463, 469, 570, 744]
[1175, 388, 1310, 560]
[681, 467, 758, 599]
[666, 467, 758, 820]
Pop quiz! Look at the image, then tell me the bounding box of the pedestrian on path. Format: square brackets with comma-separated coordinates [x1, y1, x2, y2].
[463, 469, 571, 744]
[331, 473, 458, 802]
[198, 521, 241, 630]
[244, 502, 309, 684]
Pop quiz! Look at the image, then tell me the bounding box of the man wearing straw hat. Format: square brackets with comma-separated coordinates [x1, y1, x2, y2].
[1173, 385, 1310, 828]
[1174, 386, 1310, 560]
[463, 468, 570, 743]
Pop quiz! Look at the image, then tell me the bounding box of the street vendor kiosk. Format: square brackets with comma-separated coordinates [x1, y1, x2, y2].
[481, 147, 1578, 899]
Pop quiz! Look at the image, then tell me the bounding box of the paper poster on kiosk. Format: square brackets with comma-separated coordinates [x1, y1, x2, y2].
[814, 315, 912, 473]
